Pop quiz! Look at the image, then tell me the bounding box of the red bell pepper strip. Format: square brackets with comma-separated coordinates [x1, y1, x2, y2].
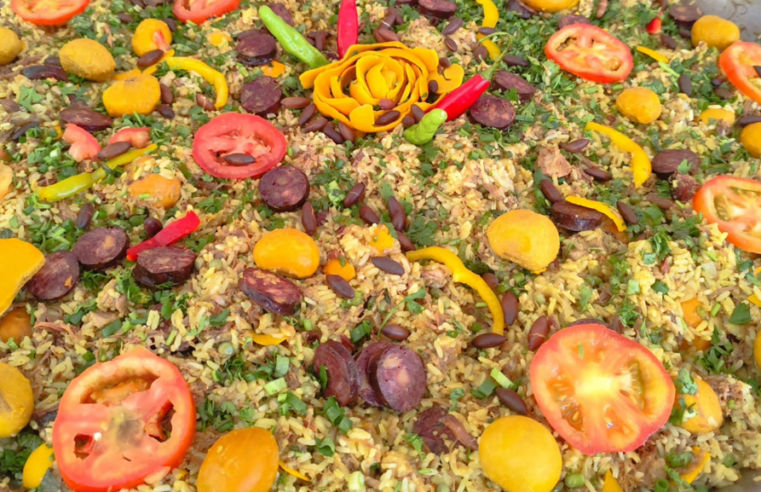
[646, 11, 663, 34]
[337, 0, 358, 59]
[126, 211, 201, 261]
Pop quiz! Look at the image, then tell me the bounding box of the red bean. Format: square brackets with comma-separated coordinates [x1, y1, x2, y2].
[528, 315, 549, 351]
[482, 272, 499, 289]
[495, 388, 528, 415]
[381, 324, 411, 341]
[371, 257, 404, 275]
[501, 291, 519, 326]
[471, 332, 506, 349]
[387, 196, 407, 231]
[302, 202, 317, 236]
[327, 274, 355, 299]
[343, 183, 365, 207]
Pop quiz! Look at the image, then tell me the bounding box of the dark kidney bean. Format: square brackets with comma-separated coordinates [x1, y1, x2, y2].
[298, 103, 317, 126]
[323, 124, 345, 144]
[560, 138, 589, 153]
[0, 99, 21, 113]
[97, 141, 132, 160]
[144, 217, 163, 238]
[44, 56, 61, 66]
[714, 87, 733, 100]
[137, 50, 164, 68]
[282, 97, 311, 109]
[223, 153, 256, 165]
[302, 202, 317, 236]
[660, 33, 677, 50]
[478, 26, 498, 35]
[157, 104, 175, 119]
[501, 291, 519, 326]
[738, 115, 761, 127]
[540, 179, 562, 203]
[159, 83, 174, 104]
[397, 231, 416, 252]
[343, 183, 365, 207]
[163, 18, 177, 31]
[378, 98, 395, 110]
[482, 272, 498, 289]
[388, 196, 407, 231]
[22, 65, 69, 81]
[439, 57, 452, 69]
[402, 115, 416, 128]
[303, 117, 328, 132]
[307, 31, 329, 51]
[473, 45, 489, 63]
[371, 257, 405, 275]
[117, 12, 133, 23]
[616, 201, 638, 225]
[196, 93, 215, 111]
[337, 121, 355, 143]
[376, 110, 401, 126]
[12, 122, 39, 142]
[76, 203, 95, 229]
[471, 332, 506, 349]
[583, 167, 612, 182]
[327, 274, 355, 299]
[444, 37, 458, 53]
[528, 315, 548, 351]
[678, 74, 693, 97]
[381, 13, 396, 28]
[678, 27, 692, 39]
[502, 55, 529, 67]
[382, 324, 411, 341]
[428, 80, 439, 95]
[495, 388, 528, 415]
[411, 105, 425, 123]
[711, 77, 725, 87]
[649, 194, 675, 210]
[377, 27, 400, 42]
[359, 205, 380, 224]
[442, 17, 462, 35]
[374, 28, 391, 43]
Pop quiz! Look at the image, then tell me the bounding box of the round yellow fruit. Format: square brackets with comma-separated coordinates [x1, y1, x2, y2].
[487, 209, 560, 273]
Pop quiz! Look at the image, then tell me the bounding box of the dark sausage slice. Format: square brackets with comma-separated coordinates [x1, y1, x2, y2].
[651, 149, 700, 179]
[413, 406, 456, 454]
[355, 341, 394, 407]
[267, 3, 294, 25]
[237, 29, 278, 66]
[72, 226, 129, 271]
[132, 247, 196, 288]
[668, 5, 702, 27]
[241, 76, 282, 116]
[239, 268, 302, 315]
[60, 107, 113, 133]
[26, 251, 80, 301]
[558, 14, 592, 29]
[507, 0, 536, 18]
[418, 0, 456, 18]
[493, 72, 537, 103]
[551, 200, 603, 232]
[259, 166, 310, 212]
[370, 345, 426, 413]
[469, 95, 516, 130]
[313, 340, 360, 407]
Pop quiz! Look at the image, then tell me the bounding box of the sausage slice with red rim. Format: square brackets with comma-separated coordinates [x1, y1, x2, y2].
[237, 29, 278, 66]
[241, 76, 282, 117]
[418, 0, 456, 18]
[26, 251, 80, 301]
[413, 406, 456, 454]
[355, 341, 394, 407]
[313, 339, 361, 407]
[132, 247, 196, 288]
[469, 95, 516, 130]
[72, 226, 129, 270]
[239, 267, 302, 315]
[259, 166, 310, 212]
[370, 344, 427, 413]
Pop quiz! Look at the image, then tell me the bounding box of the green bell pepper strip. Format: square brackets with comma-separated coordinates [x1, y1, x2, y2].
[259, 6, 329, 69]
[403, 109, 447, 145]
[36, 144, 158, 202]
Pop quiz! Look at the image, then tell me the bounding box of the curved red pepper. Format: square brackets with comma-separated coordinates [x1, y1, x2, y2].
[126, 211, 201, 261]
[337, 0, 358, 59]
[646, 10, 663, 34]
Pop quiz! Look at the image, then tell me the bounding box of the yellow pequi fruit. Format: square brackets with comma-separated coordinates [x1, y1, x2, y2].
[0, 163, 13, 201]
[699, 108, 736, 126]
[324, 257, 357, 281]
[0, 238, 45, 316]
[486, 209, 560, 273]
[128, 174, 182, 209]
[740, 122, 761, 158]
[616, 87, 663, 124]
[132, 19, 172, 56]
[676, 377, 724, 434]
[0, 362, 35, 438]
[692, 15, 740, 51]
[103, 74, 161, 117]
[0, 307, 32, 343]
[254, 228, 320, 279]
[522, 0, 578, 13]
[0, 27, 23, 66]
[60, 39, 115, 82]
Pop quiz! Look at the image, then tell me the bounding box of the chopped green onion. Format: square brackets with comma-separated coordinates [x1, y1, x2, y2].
[264, 377, 287, 395]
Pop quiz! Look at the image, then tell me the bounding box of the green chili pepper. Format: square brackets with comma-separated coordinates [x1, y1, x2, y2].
[403, 109, 447, 145]
[259, 6, 329, 69]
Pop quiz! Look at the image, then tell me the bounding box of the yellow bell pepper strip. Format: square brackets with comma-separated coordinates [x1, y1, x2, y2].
[406, 247, 505, 335]
[566, 196, 627, 232]
[680, 448, 710, 484]
[37, 144, 157, 202]
[165, 57, 228, 109]
[636, 46, 669, 64]
[749, 267, 761, 307]
[261, 61, 286, 78]
[279, 461, 310, 482]
[585, 121, 652, 188]
[602, 471, 623, 492]
[475, 0, 501, 61]
[250, 333, 287, 346]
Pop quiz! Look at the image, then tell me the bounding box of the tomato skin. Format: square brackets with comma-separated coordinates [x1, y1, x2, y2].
[109, 127, 151, 149]
[530, 324, 675, 455]
[63, 124, 101, 163]
[192, 113, 287, 179]
[546, 25, 633, 84]
[52, 347, 195, 492]
[11, 0, 89, 25]
[719, 42, 761, 106]
[172, 0, 241, 24]
[693, 175, 761, 254]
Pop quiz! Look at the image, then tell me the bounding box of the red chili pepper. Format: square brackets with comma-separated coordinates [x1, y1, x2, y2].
[646, 11, 663, 34]
[337, 0, 358, 59]
[126, 211, 201, 261]
[432, 54, 505, 121]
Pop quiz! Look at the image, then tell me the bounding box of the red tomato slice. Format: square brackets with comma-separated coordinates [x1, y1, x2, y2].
[172, 0, 241, 24]
[63, 124, 101, 163]
[693, 175, 761, 253]
[109, 127, 151, 149]
[192, 113, 286, 179]
[719, 41, 761, 106]
[52, 347, 195, 492]
[11, 0, 89, 25]
[530, 324, 675, 455]
[545, 25, 633, 84]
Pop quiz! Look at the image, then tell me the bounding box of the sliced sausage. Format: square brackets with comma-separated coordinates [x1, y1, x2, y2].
[60, 107, 113, 133]
[412, 406, 456, 454]
[239, 268, 301, 315]
[668, 5, 702, 28]
[651, 149, 700, 179]
[418, 0, 457, 18]
[551, 200, 603, 232]
[313, 339, 360, 407]
[132, 247, 196, 288]
[26, 251, 80, 301]
[558, 14, 592, 29]
[493, 72, 537, 103]
[267, 3, 294, 25]
[506, 0, 535, 18]
[241, 76, 282, 116]
[237, 29, 278, 66]
[72, 226, 129, 270]
[369, 344, 427, 413]
[670, 173, 700, 203]
[259, 166, 309, 212]
[22, 65, 69, 81]
[469, 95, 516, 130]
[355, 341, 394, 407]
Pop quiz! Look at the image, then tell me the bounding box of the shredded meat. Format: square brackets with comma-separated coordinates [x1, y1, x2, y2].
[537, 147, 572, 178]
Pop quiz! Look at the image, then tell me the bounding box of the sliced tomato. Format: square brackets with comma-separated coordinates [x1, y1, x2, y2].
[719, 41, 761, 106]
[11, 0, 89, 25]
[693, 175, 761, 253]
[172, 0, 241, 24]
[192, 113, 286, 179]
[109, 127, 151, 149]
[63, 124, 101, 163]
[545, 24, 633, 84]
[530, 324, 675, 455]
[52, 347, 195, 492]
